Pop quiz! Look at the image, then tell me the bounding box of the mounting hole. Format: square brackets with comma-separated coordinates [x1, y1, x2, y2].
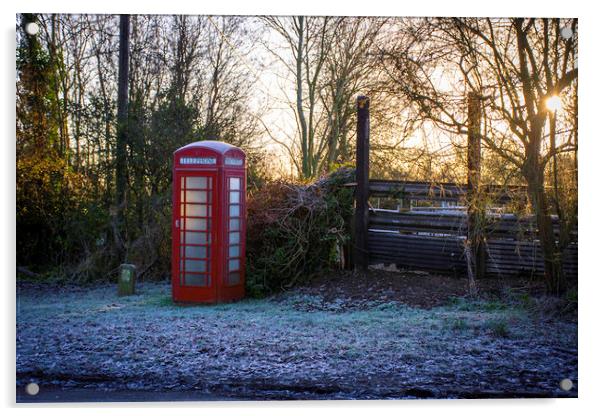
[25, 382, 39, 396]
[25, 22, 40, 36]
[559, 378, 573, 391]
[560, 27, 573, 40]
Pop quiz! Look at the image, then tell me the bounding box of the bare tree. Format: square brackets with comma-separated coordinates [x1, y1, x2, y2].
[318, 17, 386, 172]
[262, 16, 331, 178]
[263, 16, 389, 178]
[379, 17, 578, 294]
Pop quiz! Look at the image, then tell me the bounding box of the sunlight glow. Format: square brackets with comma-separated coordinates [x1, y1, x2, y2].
[546, 95, 562, 112]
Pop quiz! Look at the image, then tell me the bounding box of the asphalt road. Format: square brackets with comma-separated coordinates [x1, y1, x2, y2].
[16, 385, 236, 403]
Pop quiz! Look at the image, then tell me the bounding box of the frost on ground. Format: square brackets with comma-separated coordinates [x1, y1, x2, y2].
[16, 281, 577, 400]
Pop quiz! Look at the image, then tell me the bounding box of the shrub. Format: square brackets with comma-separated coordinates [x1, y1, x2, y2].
[16, 151, 109, 274]
[246, 167, 355, 294]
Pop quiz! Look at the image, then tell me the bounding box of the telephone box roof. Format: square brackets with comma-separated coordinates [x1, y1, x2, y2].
[175, 140, 241, 155]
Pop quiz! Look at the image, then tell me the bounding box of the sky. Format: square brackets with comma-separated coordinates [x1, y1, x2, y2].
[234, 17, 457, 177]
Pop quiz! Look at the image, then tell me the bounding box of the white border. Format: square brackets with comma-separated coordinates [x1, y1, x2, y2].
[3, 1, 602, 415]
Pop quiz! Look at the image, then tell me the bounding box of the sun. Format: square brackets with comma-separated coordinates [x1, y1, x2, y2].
[545, 95, 562, 112]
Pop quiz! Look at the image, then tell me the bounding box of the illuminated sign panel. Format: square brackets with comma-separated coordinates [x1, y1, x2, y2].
[225, 157, 243, 166]
[180, 157, 216, 165]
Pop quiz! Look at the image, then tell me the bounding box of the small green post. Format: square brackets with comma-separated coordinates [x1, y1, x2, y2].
[118, 264, 136, 296]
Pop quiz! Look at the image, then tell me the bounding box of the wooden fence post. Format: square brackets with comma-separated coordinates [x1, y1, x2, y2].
[354, 96, 370, 273]
[467, 92, 486, 280]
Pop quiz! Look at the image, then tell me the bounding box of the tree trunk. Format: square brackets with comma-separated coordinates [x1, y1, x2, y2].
[524, 152, 566, 295]
[466, 92, 486, 281]
[295, 17, 310, 178]
[115, 14, 131, 255]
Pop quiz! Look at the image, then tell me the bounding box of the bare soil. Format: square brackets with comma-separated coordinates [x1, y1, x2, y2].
[291, 268, 546, 309]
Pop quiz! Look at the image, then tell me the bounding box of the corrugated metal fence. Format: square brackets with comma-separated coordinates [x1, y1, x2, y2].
[366, 181, 577, 279]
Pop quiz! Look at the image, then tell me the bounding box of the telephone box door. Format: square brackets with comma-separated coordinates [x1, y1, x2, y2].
[172, 172, 217, 302]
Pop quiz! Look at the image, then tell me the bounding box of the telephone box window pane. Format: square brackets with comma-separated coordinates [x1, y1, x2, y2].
[180, 204, 184, 216]
[228, 245, 240, 257]
[229, 177, 241, 190]
[184, 273, 207, 286]
[229, 204, 240, 217]
[186, 232, 209, 244]
[229, 218, 240, 231]
[185, 259, 207, 272]
[185, 204, 208, 217]
[229, 232, 240, 244]
[186, 190, 209, 203]
[185, 218, 208, 231]
[186, 177, 208, 189]
[228, 272, 240, 285]
[230, 191, 240, 204]
[185, 245, 207, 258]
[228, 259, 240, 271]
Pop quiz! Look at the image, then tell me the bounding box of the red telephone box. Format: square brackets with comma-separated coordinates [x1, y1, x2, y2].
[172, 141, 246, 303]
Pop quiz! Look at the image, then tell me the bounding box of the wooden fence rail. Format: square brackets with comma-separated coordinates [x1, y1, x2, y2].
[369, 179, 530, 203]
[369, 209, 576, 239]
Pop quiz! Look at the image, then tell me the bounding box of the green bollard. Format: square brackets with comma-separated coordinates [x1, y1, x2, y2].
[118, 264, 136, 296]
